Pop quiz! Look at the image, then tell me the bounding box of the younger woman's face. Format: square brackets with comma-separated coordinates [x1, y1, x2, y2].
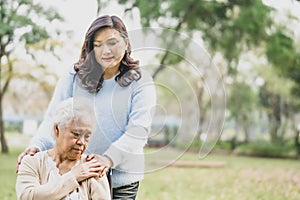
[93, 27, 128, 71]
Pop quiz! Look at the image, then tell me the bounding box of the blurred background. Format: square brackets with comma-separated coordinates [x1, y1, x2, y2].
[1, 0, 300, 199]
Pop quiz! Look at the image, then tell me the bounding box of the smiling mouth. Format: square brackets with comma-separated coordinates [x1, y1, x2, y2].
[102, 57, 114, 62]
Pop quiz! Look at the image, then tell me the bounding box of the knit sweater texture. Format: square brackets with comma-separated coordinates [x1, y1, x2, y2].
[28, 66, 156, 188]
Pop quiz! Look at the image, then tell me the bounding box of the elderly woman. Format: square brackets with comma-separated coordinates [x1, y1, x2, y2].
[16, 98, 111, 200]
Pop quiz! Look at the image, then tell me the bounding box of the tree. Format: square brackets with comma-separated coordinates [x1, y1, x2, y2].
[266, 29, 300, 95]
[95, 0, 300, 151]
[0, 0, 63, 153]
[258, 65, 300, 145]
[227, 80, 257, 144]
[111, 0, 272, 75]
[263, 6, 300, 145]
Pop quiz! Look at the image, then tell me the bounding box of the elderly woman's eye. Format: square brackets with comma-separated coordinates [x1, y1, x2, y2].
[71, 131, 80, 137]
[84, 134, 91, 140]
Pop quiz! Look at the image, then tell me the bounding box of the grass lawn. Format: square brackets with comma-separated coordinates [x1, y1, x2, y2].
[0, 147, 24, 200]
[1, 142, 300, 200]
[138, 148, 300, 200]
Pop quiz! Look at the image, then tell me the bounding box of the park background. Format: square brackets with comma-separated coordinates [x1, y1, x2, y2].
[1, 0, 300, 199]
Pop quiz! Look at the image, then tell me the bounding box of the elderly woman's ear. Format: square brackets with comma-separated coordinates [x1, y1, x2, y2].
[53, 124, 59, 137]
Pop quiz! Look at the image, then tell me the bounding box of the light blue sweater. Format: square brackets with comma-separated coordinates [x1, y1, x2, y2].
[28, 66, 156, 188]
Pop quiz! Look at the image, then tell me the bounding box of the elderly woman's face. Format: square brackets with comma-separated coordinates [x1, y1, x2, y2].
[55, 120, 92, 161]
[93, 27, 128, 71]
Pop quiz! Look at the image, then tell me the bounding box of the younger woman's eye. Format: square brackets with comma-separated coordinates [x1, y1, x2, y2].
[94, 43, 102, 47]
[108, 41, 117, 46]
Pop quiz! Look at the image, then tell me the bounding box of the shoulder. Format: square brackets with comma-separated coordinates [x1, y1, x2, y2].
[20, 151, 47, 171]
[56, 65, 76, 83]
[140, 69, 153, 83]
[62, 65, 76, 80]
[54, 65, 76, 94]
[23, 151, 47, 163]
[131, 69, 154, 89]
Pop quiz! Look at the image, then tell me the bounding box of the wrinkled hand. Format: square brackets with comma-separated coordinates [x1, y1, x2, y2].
[117, 68, 141, 87]
[16, 147, 40, 173]
[86, 154, 112, 177]
[71, 158, 102, 182]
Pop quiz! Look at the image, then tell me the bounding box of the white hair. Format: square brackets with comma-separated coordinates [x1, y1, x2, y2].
[52, 97, 95, 130]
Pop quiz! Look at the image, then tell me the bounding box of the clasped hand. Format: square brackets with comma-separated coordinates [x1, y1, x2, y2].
[85, 154, 112, 178]
[71, 158, 103, 182]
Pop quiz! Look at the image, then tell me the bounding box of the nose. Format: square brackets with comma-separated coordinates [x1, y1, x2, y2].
[76, 135, 86, 145]
[103, 44, 111, 54]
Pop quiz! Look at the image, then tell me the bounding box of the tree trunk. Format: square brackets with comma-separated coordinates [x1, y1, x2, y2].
[0, 95, 9, 153]
[268, 115, 281, 144]
[0, 46, 10, 153]
[152, 11, 188, 79]
[295, 130, 300, 156]
[242, 124, 250, 143]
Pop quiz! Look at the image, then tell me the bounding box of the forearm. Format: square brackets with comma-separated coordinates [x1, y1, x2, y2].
[104, 127, 148, 168]
[105, 79, 156, 167]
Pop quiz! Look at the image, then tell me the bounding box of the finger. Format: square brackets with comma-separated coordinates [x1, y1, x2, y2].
[86, 154, 95, 161]
[89, 166, 103, 173]
[98, 166, 109, 176]
[17, 152, 26, 164]
[86, 158, 102, 165]
[28, 149, 37, 156]
[16, 151, 30, 173]
[88, 172, 100, 178]
[16, 162, 20, 173]
[101, 167, 109, 176]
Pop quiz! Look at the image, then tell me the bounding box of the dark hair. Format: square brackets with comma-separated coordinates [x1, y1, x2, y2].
[74, 15, 139, 93]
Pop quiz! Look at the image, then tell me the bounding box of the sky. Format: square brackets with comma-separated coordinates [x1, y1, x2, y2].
[263, 0, 300, 39]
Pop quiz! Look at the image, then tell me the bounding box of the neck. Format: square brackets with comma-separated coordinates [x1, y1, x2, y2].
[48, 149, 78, 174]
[103, 65, 119, 79]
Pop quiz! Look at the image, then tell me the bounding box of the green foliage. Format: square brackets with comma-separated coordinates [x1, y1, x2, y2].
[0, 0, 63, 46]
[234, 141, 297, 158]
[228, 81, 257, 119]
[0, 0, 64, 153]
[118, 0, 272, 58]
[215, 140, 234, 151]
[267, 31, 295, 67]
[96, 0, 300, 148]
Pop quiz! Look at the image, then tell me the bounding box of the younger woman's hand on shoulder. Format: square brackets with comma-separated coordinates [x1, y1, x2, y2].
[16, 147, 40, 173]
